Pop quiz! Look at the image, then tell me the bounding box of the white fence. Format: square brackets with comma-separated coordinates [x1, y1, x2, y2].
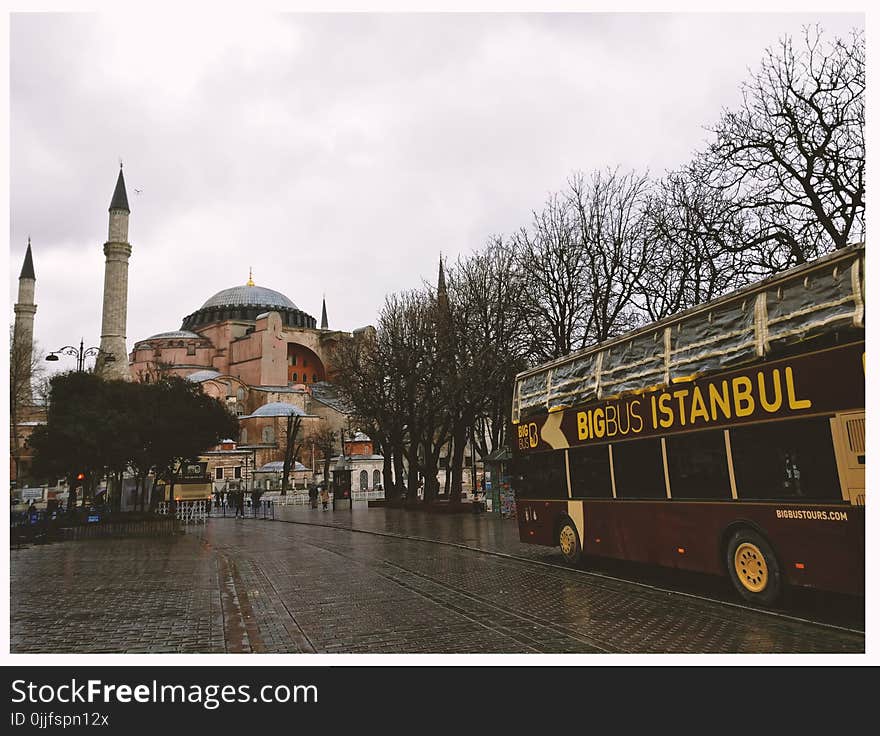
[157, 500, 208, 525]
[266, 490, 386, 507]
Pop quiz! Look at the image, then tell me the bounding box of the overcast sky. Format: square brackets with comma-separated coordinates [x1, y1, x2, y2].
[9, 12, 863, 375]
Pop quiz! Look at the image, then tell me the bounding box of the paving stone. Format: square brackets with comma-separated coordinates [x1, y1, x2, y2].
[10, 509, 864, 654]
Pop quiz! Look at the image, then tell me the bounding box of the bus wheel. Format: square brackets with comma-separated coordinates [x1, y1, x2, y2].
[725, 529, 782, 606]
[558, 519, 582, 566]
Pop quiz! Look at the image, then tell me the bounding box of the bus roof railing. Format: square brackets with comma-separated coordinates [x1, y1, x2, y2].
[512, 244, 865, 423]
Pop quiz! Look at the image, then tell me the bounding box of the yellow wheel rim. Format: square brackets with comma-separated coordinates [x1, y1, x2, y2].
[734, 542, 768, 593]
[560, 525, 576, 557]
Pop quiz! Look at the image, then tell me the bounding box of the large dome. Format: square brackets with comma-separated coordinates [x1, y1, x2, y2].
[181, 282, 316, 331]
[200, 285, 297, 311]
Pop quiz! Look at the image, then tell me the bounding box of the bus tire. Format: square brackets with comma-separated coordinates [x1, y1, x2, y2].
[725, 528, 782, 606]
[558, 518, 582, 566]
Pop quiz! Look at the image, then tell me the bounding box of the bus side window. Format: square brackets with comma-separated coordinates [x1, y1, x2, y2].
[729, 417, 843, 502]
[666, 430, 732, 500]
[568, 443, 613, 498]
[512, 452, 567, 499]
[613, 438, 666, 499]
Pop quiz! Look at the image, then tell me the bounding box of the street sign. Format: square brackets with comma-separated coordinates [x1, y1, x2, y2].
[21, 488, 44, 501]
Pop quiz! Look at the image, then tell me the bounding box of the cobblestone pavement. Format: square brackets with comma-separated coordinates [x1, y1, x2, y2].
[10, 510, 865, 654]
[275, 504, 866, 629]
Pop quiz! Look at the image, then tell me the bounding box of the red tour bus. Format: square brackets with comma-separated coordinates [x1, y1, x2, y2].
[510, 245, 864, 605]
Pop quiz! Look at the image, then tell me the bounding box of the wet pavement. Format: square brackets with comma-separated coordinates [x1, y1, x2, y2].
[10, 507, 865, 654]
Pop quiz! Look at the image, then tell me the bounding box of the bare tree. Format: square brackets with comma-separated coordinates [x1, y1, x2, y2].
[566, 169, 651, 342]
[445, 240, 527, 496]
[703, 26, 865, 269]
[334, 317, 406, 498]
[9, 324, 44, 483]
[306, 420, 337, 487]
[638, 169, 754, 321]
[281, 414, 304, 494]
[510, 193, 590, 361]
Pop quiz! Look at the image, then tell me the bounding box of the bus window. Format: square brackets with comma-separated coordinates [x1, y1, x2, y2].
[568, 444, 612, 498]
[730, 417, 843, 501]
[665, 430, 731, 500]
[613, 438, 666, 499]
[511, 451, 567, 499]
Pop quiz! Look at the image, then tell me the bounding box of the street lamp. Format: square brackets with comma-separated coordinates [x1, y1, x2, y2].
[46, 338, 115, 373]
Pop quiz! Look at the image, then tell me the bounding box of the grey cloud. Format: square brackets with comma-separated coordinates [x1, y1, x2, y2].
[10, 12, 864, 374]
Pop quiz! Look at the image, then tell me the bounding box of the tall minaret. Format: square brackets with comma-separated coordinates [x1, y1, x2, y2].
[320, 295, 328, 330]
[436, 254, 448, 311]
[13, 238, 37, 403]
[95, 164, 132, 380]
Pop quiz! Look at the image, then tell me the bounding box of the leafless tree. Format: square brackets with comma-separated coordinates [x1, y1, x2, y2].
[306, 420, 338, 488]
[444, 240, 527, 497]
[638, 168, 754, 321]
[335, 289, 448, 502]
[510, 193, 590, 362]
[9, 325, 44, 483]
[334, 315, 406, 497]
[279, 414, 304, 494]
[566, 169, 651, 342]
[703, 26, 864, 270]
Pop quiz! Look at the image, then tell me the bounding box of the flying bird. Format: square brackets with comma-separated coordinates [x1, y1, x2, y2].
[134, 188, 143, 195]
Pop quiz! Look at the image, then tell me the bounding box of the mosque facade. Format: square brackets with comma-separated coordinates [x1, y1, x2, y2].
[123, 188, 377, 483]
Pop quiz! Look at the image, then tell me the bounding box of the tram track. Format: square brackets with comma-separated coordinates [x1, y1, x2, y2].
[210, 531, 615, 653]
[272, 517, 866, 638]
[296, 536, 619, 653]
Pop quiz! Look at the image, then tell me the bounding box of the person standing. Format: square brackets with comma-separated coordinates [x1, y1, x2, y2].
[308, 481, 318, 510]
[320, 485, 330, 511]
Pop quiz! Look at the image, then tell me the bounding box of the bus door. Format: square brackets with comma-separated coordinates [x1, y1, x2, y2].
[832, 411, 865, 506]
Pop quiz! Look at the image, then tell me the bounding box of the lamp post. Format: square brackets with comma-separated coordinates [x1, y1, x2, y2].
[45, 340, 116, 509]
[45, 338, 115, 373]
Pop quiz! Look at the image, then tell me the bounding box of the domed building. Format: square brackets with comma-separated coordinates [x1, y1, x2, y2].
[129, 274, 378, 486]
[131, 274, 338, 393]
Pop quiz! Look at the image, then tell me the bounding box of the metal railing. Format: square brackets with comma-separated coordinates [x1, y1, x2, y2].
[208, 497, 276, 520]
[157, 500, 208, 524]
[265, 489, 386, 507]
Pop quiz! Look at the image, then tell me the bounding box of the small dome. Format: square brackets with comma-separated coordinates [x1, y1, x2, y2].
[244, 402, 307, 418]
[186, 370, 222, 383]
[256, 460, 307, 473]
[200, 285, 297, 311]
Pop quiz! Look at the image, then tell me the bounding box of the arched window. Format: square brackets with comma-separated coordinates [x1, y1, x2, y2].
[292, 372, 298, 382]
[373, 469, 381, 488]
[313, 374, 318, 383]
[262, 426, 274, 444]
[240, 428, 248, 444]
[360, 470, 368, 491]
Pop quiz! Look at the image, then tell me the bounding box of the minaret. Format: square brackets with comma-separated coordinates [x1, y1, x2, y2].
[13, 238, 37, 403]
[95, 165, 132, 380]
[320, 295, 328, 330]
[436, 254, 449, 315]
[435, 254, 452, 347]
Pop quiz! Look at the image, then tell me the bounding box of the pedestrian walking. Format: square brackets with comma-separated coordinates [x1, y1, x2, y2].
[320, 485, 330, 511]
[308, 481, 318, 510]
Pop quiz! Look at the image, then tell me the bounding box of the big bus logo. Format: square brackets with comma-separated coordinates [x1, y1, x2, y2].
[517, 422, 539, 450]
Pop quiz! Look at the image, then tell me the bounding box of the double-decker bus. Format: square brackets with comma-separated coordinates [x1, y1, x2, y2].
[511, 245, 864, 605]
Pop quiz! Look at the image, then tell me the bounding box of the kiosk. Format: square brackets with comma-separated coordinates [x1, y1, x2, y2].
[332, 455, 352, 510]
